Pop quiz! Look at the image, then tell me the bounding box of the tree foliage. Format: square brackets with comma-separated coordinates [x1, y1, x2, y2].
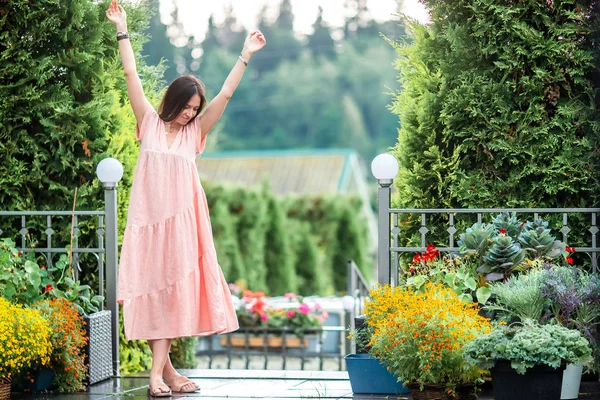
[390, 0, 600, 210]
[264, 192, 297, 295]
[205, 183, 372, 296]
[140, 0, 405, 162]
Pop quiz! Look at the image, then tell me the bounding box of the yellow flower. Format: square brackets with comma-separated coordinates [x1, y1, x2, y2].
[363, 283, 492, 386]
[0, 298, 52, 383]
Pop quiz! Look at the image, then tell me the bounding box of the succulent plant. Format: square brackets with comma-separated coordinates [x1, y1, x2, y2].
[479, 234, 526, 281]
[518, 218, 563, 259]
[458, 223, 495, 258]
[492, 211, 521, 238]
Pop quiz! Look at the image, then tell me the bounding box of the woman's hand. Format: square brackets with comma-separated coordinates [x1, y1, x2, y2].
[106, 0, 127, 31]
[243, 31, 267, 55]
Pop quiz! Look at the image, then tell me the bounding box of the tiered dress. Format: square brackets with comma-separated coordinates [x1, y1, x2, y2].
[117, 108, 239, 340]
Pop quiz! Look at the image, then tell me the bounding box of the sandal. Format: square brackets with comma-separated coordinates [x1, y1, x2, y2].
[165, 375, 200, 394]
[148, 380, 172, 398]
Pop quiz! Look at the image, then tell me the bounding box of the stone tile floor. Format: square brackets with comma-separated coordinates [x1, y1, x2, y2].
[8, 369, 600, 399]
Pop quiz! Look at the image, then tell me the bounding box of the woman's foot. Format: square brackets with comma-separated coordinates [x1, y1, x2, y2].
[163, 374, 200, 393]
[148, 377, 172, 397]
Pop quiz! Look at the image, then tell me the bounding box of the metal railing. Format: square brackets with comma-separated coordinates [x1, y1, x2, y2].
[0, 184, 120, 376]
[345, 260, 370, 354]
[197, 326, 347, 371]
[374, 176, 600, 285]
[194, 260, 371, 371]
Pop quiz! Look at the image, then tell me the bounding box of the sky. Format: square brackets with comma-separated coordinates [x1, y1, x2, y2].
[160, 0, 429, 41]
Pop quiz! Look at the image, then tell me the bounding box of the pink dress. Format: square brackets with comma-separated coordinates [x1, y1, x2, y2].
[117, 108, 239, 341]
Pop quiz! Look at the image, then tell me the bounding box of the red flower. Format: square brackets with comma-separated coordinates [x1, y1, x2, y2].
[412, 253, 421, 264]
[499, 228, 507, 234]
[519, 221, 526, 229]
[565, 246, 576, 253]
[44, 283, 54, 292]
[566, 256, 574, 265]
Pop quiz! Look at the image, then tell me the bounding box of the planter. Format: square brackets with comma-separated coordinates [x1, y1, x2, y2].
[10, 368, 55, 393]
[453, 383, 479, 400]
[407, 383, 447, 400]
[220, 335, 308, 349]
[84, 310, 113, 385]
[561, 364, 584, 400]
[0, 382, 10, 400]
[407, 382, 479, 400]
[345, 353, 409, 395]
[490, 361, 565, 400]
[22, 368, 55, 392]
[353, 316, 371, 354]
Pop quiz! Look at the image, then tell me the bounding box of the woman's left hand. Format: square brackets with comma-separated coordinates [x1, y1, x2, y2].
[243, 31, 266, 55]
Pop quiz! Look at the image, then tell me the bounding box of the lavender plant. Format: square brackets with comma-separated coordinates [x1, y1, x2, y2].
[539, 265, 600, 371]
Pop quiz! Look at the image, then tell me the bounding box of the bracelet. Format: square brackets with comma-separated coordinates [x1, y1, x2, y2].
[117, 33, 130, 41]
[238, 54, 248, 66]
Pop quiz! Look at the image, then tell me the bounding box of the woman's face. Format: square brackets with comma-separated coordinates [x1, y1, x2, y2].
[174, 94, 201, 126]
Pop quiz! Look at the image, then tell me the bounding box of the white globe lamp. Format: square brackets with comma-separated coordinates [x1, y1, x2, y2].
[96, 158, 124, 187]
[341, 295, 355, 311]
[371, 153, 398, 185]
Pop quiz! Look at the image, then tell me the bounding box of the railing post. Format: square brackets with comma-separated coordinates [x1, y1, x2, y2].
[103, 182, 120, 377]
[377, 182, 392, 285]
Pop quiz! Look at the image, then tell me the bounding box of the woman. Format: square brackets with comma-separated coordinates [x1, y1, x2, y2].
[106, 1, 266, 397]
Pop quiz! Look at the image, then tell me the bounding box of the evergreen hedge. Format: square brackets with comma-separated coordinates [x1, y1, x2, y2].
[388, 0, 600, 253]
[205, 183, 372, 296]
[390, 0, 600, 210]
[1, 0, 168, 376]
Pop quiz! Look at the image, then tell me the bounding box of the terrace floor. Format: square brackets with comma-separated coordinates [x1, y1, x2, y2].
[7, 369, 600, 399]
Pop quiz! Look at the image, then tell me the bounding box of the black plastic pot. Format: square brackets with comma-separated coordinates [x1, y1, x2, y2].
[354, 315, 370, 354]
[490, 361, 565, 400]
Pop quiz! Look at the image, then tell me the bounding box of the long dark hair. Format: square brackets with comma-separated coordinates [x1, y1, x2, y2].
[158, 75, 207, 123]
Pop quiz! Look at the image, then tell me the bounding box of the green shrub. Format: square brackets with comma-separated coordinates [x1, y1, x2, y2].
[264, 192, 296, 295]
[170, 337, 198, 369]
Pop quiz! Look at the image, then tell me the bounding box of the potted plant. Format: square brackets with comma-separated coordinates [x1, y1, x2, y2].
[538, 264, 600, 399]
[224, 290, 328, 350]
[400, 244, 492, 304]
[0, 239, 110, 388]
[458, 213, 563, 282]
[364, 283, 492, 399]
[346, 317, 410, 395]
[463, 321, 593, 400]
[28, 298, 89, 393]
[0, 298, 53, 399]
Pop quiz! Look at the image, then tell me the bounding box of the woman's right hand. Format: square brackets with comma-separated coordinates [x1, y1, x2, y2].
[106, 0, 127, 30]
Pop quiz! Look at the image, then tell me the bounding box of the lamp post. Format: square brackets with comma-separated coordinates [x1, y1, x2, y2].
[371, 154, 399, 286]
[95, 157, 123, 377]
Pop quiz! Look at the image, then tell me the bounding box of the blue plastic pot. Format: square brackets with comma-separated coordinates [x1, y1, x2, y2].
[345, 353, 409, 394]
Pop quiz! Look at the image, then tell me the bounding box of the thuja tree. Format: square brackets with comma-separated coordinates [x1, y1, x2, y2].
[388, 0, 600, 252]
[327, 202, 371, 292]
[0, 0, 165, 375]
[287, 219, 325, 296]
[390, 0, 600, 209]
[0, 0, 164, 242]
[264, 192, 297, 295]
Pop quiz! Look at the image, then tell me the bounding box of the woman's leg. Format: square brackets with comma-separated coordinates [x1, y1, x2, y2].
[162, 342, 200, 392]
[147, 339, 173, 395]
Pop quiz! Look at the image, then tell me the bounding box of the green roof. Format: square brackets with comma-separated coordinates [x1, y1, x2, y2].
[196, 148, 359, 195]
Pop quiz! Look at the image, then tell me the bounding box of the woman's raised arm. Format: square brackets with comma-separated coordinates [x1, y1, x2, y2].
[199, 30, 266, 137]
[106, 0, 152, 124]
